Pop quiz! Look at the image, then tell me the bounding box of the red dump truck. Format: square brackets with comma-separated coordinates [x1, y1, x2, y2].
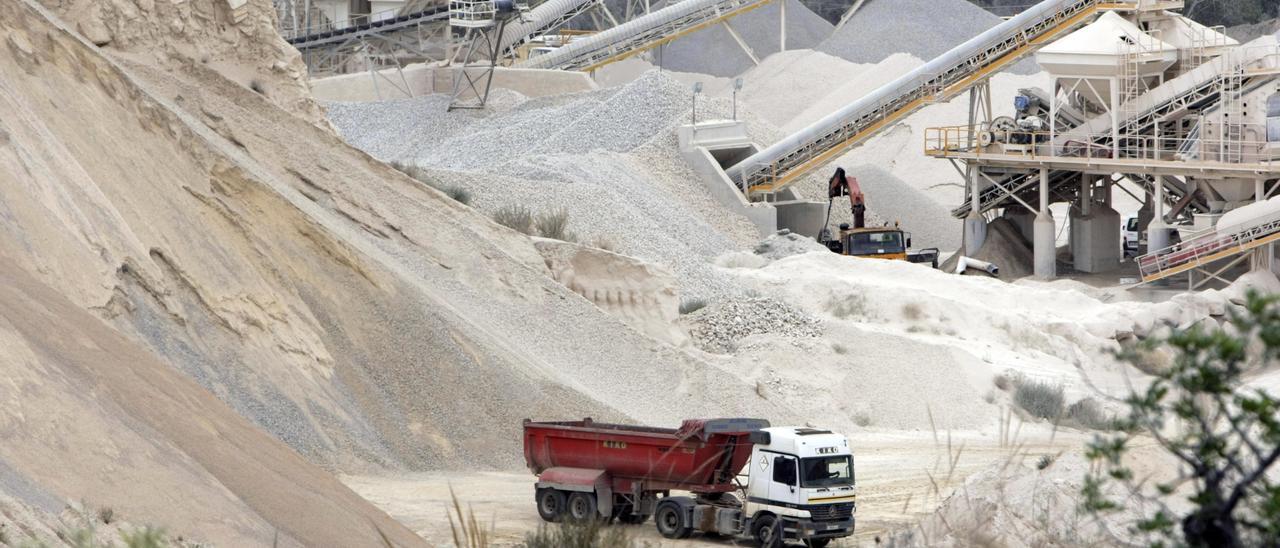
[523, 418, 856, 547]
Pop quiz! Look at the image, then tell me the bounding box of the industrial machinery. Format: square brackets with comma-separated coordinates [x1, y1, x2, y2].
[523, 418, 856, 547]
[818, 172, 940, 267]
[822, 223, 940, 268]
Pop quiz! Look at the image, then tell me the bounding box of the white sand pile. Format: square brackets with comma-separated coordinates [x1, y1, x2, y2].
[652, 0, 834, 77]
[328, 71, 774, 301]
[705, 253, 1267, 431]
[889, 453, 1172, 547]
[819, 0, 1039, 75]
[729, 49, 877, 128]
[782, 52, 926, 132]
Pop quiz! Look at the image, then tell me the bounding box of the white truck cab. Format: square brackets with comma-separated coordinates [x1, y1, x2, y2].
[742, 427, 856, 545]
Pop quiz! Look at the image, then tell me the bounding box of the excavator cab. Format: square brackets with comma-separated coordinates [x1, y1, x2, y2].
[840, 227, 908, 261]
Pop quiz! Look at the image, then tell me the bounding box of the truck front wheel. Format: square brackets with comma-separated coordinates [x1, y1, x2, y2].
[654, 501, 692, 539]
[752, 514, 783, 548]
[536, 488, 566, 522]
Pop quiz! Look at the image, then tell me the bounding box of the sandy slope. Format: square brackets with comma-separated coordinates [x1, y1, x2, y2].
[1, 0, 795, 479]
[0, 261, 424, 547]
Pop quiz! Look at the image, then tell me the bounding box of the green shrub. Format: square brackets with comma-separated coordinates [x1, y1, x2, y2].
[445, 186, 472, 205]
[493, 205, 533, 234]
[1012, 379, 1064, 420]
[1065, 398, 1112, 430]
[121, 527, 166, 548]
[535, 209, 573, 241]
[523, 520, 631, 548]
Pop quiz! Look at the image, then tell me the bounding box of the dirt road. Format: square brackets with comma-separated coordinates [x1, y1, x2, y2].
[343, 428, 1088, 546]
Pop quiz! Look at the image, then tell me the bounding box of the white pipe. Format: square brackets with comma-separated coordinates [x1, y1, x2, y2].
[955, 256, 999, 276]
[499, 0, 596, 54]
[518, 0, 733, 69]
[724, 0, 1093, 185]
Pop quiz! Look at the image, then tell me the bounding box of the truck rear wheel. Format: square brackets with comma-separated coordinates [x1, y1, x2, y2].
[566, 492, 599, 522]
[535, 488, 566, 522]
[654, 501, 691, 539]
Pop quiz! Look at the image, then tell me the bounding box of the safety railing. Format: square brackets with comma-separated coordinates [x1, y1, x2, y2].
[449, 0, 497, 27]
[1137, 215, 1280, 281]
[924, 125, 1276, 165]
[282, 5, 408, 39]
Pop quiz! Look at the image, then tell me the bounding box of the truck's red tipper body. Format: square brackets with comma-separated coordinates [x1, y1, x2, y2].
[523, 417, 765, 493]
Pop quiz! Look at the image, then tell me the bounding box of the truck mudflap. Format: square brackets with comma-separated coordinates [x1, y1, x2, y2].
[535, 467, 613, 518]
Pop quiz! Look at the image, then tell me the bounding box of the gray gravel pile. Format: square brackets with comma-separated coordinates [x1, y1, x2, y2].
[327, 71, 771, 301]
[754, 229, 829, 260]
[653, 0, 835, 77]
[818, 0, 1038, 75]
[684, 296, 823, 353]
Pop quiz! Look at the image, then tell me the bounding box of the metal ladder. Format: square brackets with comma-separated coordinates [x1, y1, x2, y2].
[1218, 68, 1246, 163]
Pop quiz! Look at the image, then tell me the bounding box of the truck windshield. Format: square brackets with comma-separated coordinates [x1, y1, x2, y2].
[801, 456, 854, 488]
[846, 232, 904, 255]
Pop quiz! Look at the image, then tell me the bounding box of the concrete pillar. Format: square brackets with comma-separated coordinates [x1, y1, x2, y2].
[1079, 173, 1093, 216]
[1035, 168, 1056, 278]
[1147, 176, 1172, 253]
[1071, 203, 1122, 273]
[1257, 178, 1267, 202]
[1071, 174, 1120, 273]
[964, 167, 987, 252]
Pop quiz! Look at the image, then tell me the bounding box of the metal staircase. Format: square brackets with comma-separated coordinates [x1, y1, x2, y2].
[1137, 213, 1280, 282]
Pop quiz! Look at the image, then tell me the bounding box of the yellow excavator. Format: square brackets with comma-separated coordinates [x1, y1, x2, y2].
[821, 169, 939, 268]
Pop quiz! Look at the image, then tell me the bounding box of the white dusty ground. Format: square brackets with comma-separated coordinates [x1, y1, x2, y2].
[343, 429, 1090, 547]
